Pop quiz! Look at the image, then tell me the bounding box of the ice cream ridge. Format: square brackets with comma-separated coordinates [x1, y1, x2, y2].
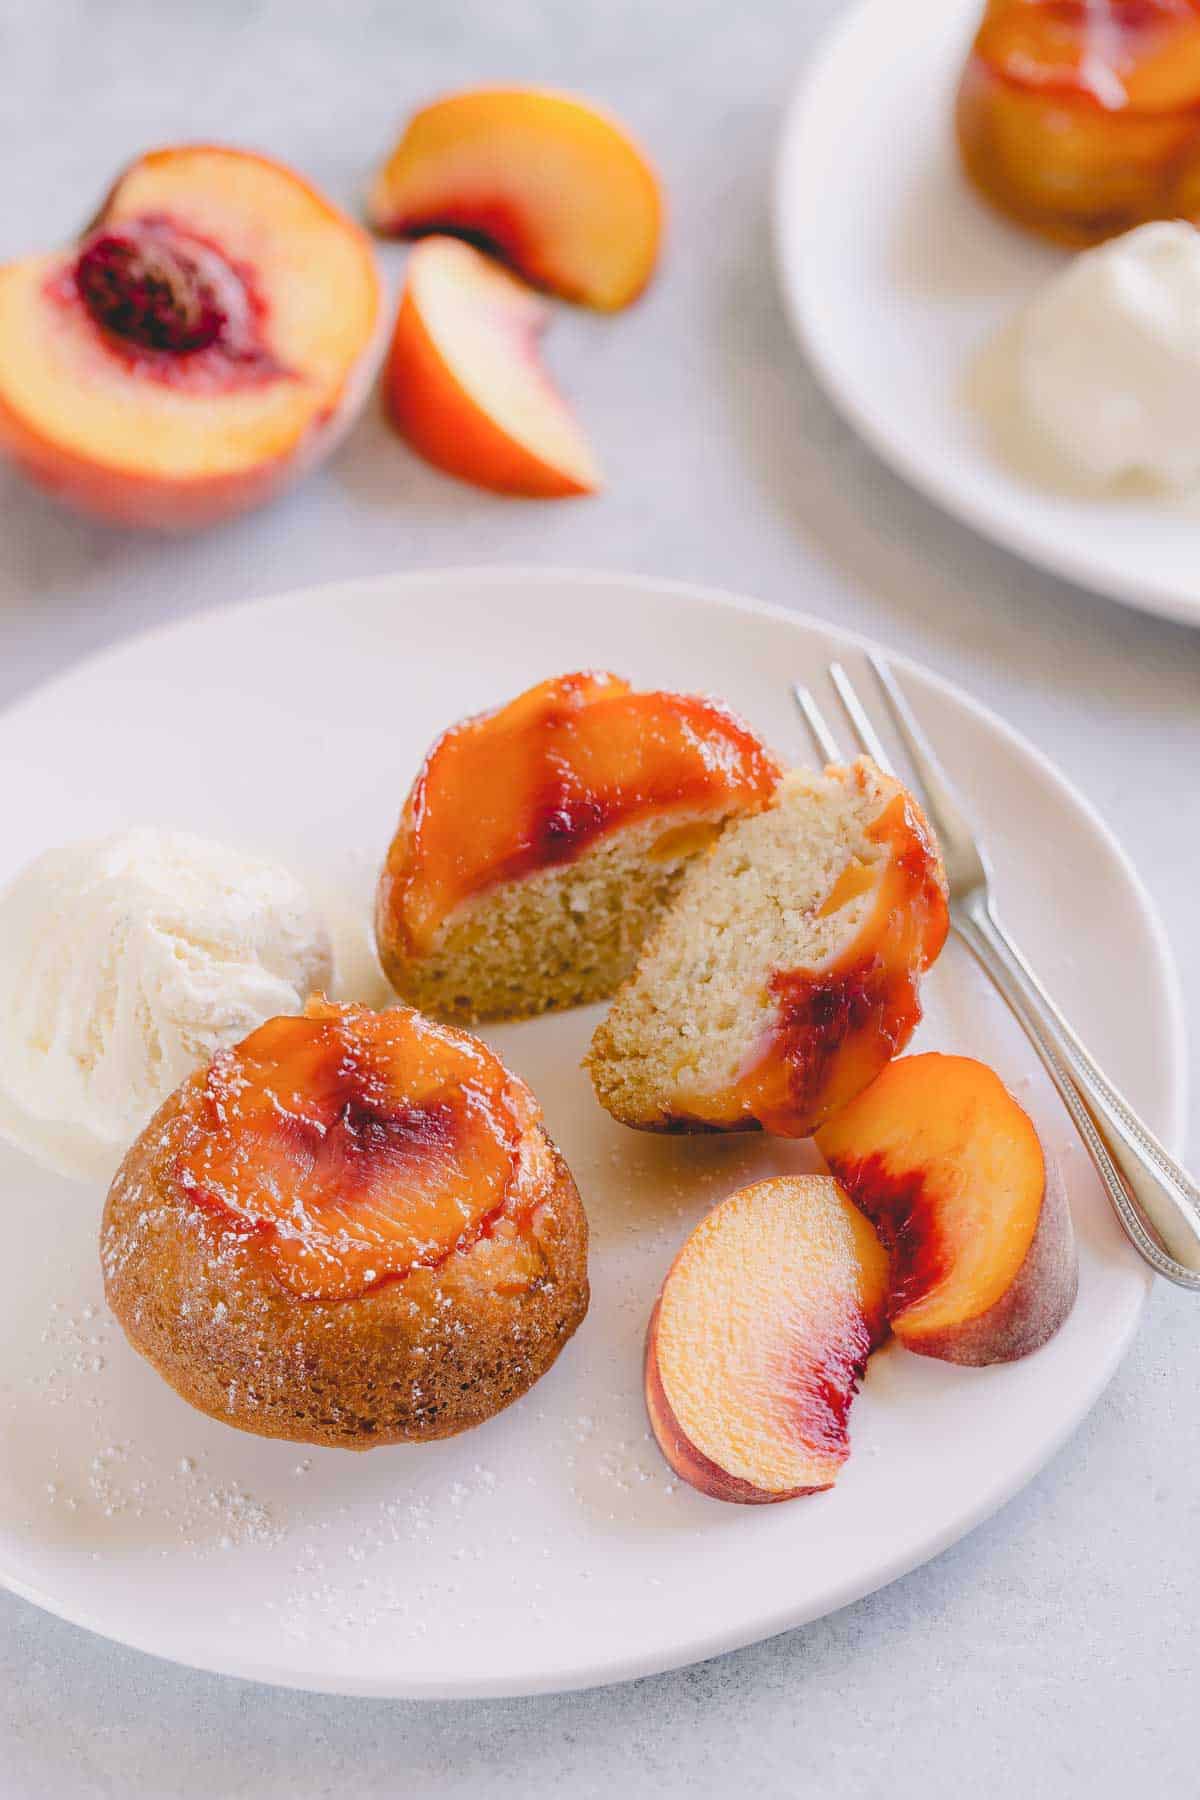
[0, 829, 332, 1180]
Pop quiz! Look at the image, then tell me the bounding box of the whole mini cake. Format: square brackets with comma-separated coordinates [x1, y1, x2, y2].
[101, 997, 589, 1448]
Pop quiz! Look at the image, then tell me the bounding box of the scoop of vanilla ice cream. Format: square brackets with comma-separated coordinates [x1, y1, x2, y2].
[1020, 221, 1200, 488]
[0, 829, 333, 1182]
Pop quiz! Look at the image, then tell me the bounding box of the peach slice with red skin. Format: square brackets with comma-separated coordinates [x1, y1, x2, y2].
[645, 1176, 890, 1503]
[386, 236, 600, 496]
[816, 1053, 1077, 1366]
[368, 88, 663, 311]
[0, 145, 383, 529]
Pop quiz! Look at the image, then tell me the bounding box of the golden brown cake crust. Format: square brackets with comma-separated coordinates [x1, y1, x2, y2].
[100, 1075, 589, 1450]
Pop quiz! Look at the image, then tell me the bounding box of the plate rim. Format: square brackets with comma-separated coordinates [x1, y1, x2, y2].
[772, 0, 1200, 632]
[0, 563, 1187, 1697]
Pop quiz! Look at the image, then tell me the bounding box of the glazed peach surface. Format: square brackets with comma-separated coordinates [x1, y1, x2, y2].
[101, 993, 589, 1447]
[377, 670, 782, 962]
[958, 1, 1200, 245]
[368, 87, 663, 310]
[817, 1053, 1078, 1365]
[172, 996, 540, 1302]
[728, 786, 949, 1137]
[0, 145, 383, 528]
[645, 1176, 890, 1503]
[386, 236, 600, 496]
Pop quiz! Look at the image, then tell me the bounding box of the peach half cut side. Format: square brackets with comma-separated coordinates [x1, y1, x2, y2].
[645, 1176, 890, 1503]
[0, 145, 384, 529]
[368, 87, 663, 310]
[386, 236, 600, 497]
[817, 1053, 1078, 1366]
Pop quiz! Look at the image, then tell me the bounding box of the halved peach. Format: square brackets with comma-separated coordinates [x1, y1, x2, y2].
[386, 236, 600, 496]
[368, 88, 662, 311]
[817, 1053, 1077, 1365]
[645, 1176, 890, 1503]
[0, 145, 384, 529]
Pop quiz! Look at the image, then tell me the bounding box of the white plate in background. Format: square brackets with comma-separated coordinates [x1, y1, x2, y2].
[0, 568, 1184, 1695]
[775, 0, 1200, 628]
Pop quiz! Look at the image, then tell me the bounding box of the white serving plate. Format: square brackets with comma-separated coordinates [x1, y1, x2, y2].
[0, 568, 1184, 1695]
[775, 0, 1200, 629]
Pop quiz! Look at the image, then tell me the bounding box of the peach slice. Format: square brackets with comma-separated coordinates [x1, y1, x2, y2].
[816, 1053, 1077, 1366]
[368, 88, 663, 311]
[386, 236, 600, 496]
[645, 1176, 890, 1503]
[0, 145, 383, 529]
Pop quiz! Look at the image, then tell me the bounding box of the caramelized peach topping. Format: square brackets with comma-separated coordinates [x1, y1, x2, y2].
[368, 87, 663, 311]
[731, 791, 949, 1137]
[173, 999, 535, 1302]
[379, 671, 782, 957]
[958, 0, 1200, 244]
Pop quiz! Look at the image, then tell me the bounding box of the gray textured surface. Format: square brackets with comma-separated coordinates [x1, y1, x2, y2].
[1, 1, 1197, 1795]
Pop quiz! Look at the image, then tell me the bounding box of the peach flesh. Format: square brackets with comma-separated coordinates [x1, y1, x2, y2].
[368, 88, 663, 311]
[385, 235, 600, 496]
[0, 145, 383, 528]
[646, 1177, 890, 1503]
[817, 1053, 1078, 1365]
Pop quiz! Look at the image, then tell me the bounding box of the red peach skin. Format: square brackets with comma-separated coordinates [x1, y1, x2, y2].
[817, 1053, 1078, 1366]
[645, 1176, 890, 1503]
[903, 1158, 1077, 1367]
[368, 87, 663, 310]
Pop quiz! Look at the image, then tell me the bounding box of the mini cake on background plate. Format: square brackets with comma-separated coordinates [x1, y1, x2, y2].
[587, 759, 948, 1137]
[101, 998, 589, 1449]
[957, 0, 1200, 247]
[375, 670, 782, 1020]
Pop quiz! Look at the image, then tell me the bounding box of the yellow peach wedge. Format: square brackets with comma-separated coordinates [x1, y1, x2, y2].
[368, 88, 662, 310]
[817, 1053, 1077, 1366]
[386, 236, 600, 497]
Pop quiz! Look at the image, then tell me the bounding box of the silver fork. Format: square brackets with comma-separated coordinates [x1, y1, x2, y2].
[794, 655, 1200, 1290]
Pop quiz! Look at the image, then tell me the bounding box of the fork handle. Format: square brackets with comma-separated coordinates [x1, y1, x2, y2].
[952, 895, 1200, 1291]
